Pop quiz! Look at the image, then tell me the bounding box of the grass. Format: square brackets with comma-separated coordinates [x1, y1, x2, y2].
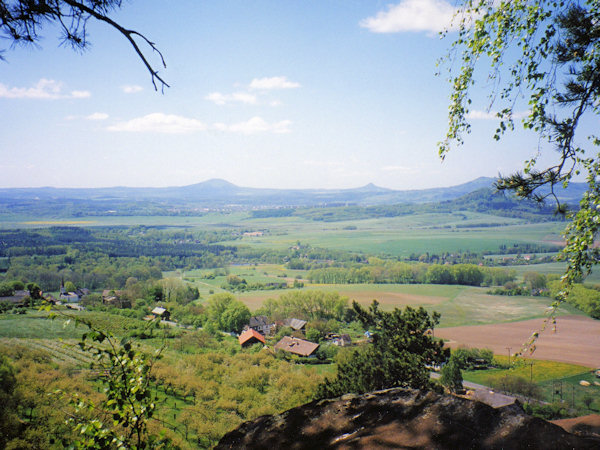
[463, 355, 599, 413]
[463, 355, 592, 385]
[2, 210, 565, 259]
[226, 282, 582, 327]
[537, 371, 600, 412]
[505, 261, 600, 284]
[0, 312, 87, 339]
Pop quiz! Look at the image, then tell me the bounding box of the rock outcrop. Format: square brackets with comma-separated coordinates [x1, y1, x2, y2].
[216, 388, 599, 449]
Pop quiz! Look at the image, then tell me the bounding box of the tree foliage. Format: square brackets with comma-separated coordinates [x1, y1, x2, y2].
[441, 1, 600, 296]
[440, 356, 463, 393]
[0, 0, 168, 90]
[206, 293, 251, 333]
[0, 354, 18, 448]
[49, 310, 168, 448]
[316, 301, 448, 398]
[257, 290, 348, 321]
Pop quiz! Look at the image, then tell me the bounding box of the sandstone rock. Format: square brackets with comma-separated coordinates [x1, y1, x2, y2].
[216, 388, 599, 449]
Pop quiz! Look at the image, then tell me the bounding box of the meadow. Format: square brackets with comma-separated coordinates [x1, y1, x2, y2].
[463, 355, 599, 414]
[1, 210, 565, 258]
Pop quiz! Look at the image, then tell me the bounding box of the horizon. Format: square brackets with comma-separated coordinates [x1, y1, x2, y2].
[0, 175, 496, 192]
[1, 1, 585, 190]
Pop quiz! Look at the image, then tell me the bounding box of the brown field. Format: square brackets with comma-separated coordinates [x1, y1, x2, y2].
[437, 315, 600, 368]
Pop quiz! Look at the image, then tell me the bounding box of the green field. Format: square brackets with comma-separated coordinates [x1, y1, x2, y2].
[505, 261, 600, 284]
[463, 356, 599, 413]
[197, 281, 584, 327]
[0, 210, 566, 258]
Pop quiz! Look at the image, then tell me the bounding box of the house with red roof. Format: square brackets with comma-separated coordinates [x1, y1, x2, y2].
[239, 328, 266, 347]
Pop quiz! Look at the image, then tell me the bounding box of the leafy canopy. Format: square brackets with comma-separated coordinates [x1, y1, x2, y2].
[316, 301, 448, 398]
[440, 1, 600, 302]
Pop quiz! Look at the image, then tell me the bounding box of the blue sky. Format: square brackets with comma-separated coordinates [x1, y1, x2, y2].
[0, 0, 554, 189]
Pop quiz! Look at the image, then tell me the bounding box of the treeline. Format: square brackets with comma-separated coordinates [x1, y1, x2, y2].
[0, 227, 238, 291]
[257, 290, 349, 322]
[235, 243, 365, 267]
[549, 280, 600, 319]
[487, 271, 600, 319]
[0, 227, 236, 260]
[4, 254, 163, 291]
[308, 263, 515, 287]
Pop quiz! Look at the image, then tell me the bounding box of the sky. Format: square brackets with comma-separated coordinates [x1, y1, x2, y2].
[0, 0, 563, 190]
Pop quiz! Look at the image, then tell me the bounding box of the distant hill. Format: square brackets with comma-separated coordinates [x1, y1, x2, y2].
[288, 187, 564, 222]
[0, 177, 586, 218]
[0, 177, 496, 206]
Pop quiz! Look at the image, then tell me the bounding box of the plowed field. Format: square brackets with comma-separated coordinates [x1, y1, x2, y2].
[436, 315, 600, 367]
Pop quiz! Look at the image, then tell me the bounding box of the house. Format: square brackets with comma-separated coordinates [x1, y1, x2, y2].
[59, 291, 80, 302]
[283, 318, 307, 333]
[151, 306, 170, 321]
[238, 329, 266, 347]
[333, 334, 352, 347]
[274, 336, 319, 357]
[59, 282, 89, 303]
[102, 289, 130, 308]
[249, 315, 274, 336]
[243, 231, 264, 237]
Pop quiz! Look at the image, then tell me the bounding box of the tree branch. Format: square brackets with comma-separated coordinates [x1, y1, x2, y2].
[62, 0, 168, 91]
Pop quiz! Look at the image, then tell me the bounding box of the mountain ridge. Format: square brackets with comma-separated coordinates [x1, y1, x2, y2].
[0, 176, 586, 211]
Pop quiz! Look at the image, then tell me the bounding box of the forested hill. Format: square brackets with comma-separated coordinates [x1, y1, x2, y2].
[282, 188, 563, 222]
[0, 177, 585, 218]
[0, 177, 496, 208]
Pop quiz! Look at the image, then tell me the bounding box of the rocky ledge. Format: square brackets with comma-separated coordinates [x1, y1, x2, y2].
[216, 388, 599, 449]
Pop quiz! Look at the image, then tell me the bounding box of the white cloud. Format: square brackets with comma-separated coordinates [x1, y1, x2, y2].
[108, 113, 207, 134]
[70, 90, 91, 98]
[206, 91, 257, 105]
[0, 79, 91, 99]
[249, 76, 301, 90]
[107, 113, 291, 135]
[121, 85, 143, 94]
[360, 0, 457, 34]
[466, 110, 530, 120]
[86, 112, 109, 121]
[213, 116, 292, 134]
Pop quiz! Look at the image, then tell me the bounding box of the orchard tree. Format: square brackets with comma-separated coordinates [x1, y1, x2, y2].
[441, 0, 600, 298]
[316, 301, 448, 398]
[47, 310, 170, 448]
[0, 0, 168, 90]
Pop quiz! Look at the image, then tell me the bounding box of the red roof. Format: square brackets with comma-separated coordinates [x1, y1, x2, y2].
[239, 328, 266, 346]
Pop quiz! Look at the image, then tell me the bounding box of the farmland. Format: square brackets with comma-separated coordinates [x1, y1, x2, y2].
[1, 196, 599, 447]
[436, 315, 600, 367]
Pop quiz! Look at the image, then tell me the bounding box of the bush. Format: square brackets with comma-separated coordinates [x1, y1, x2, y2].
[453, 347, 494, 370]
[440, 356, 463, 393]
[523, 402, 573, 420]
[488, 375, 542, 400]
